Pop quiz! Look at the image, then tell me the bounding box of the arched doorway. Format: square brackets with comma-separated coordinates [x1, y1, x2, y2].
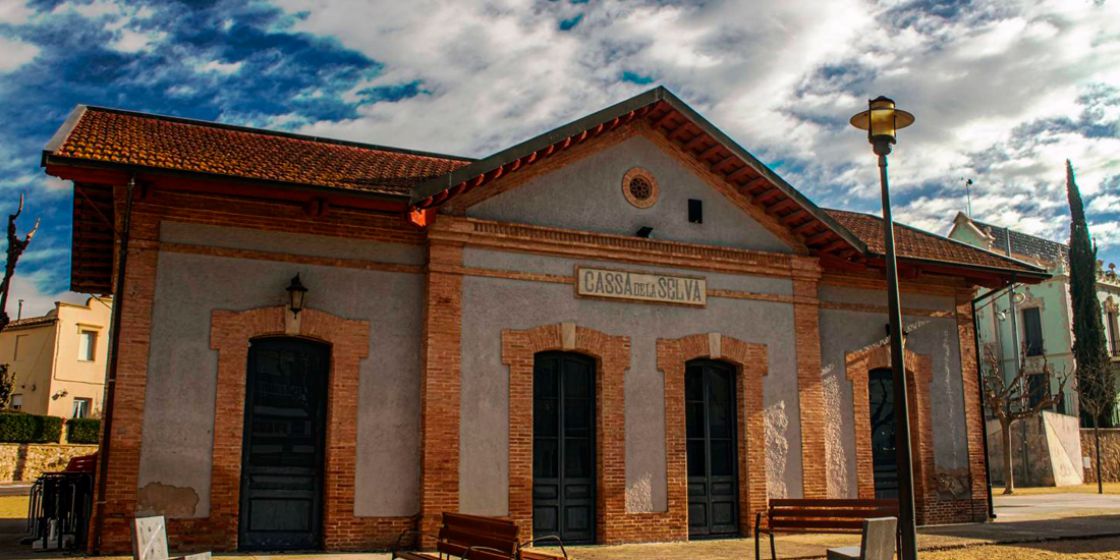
[239, 337, 330, 550]
[867, 368, 898, 499]
[685, 359, 739, 538]
[532, 351, 596, 544]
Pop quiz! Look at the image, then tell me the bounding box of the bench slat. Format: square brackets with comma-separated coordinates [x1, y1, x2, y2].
[768, 519, 867, 530]
[770, 508, 898, 519]
[769, 498, 898, 508]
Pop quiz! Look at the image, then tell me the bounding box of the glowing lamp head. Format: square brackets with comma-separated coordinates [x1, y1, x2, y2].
[849, 96, 915, 155]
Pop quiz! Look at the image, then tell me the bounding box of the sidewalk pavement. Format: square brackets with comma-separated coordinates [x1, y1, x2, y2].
[0, 492, 1117, 559]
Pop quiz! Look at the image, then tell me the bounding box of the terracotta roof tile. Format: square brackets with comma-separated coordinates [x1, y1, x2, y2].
[4, 314, 57, 331]
[825, 209, 1043, 275]
[49, 107, 472, 197]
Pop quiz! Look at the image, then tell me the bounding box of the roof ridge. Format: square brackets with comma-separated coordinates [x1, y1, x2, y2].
[68, 105, 476, 163]
[971, 217, 1068, 248]
[824, 208, 1046, 272]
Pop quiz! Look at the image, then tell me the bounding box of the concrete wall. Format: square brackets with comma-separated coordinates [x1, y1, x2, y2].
[818, 285, 968, 498]
[457, 247, 801, 516]
[468, 134, 793, 254]
[136, 222, 424, 518]
[988, 412, 1085, 487]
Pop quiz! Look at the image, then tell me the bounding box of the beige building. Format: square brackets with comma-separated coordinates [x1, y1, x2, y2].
[0, 297, 111, 418]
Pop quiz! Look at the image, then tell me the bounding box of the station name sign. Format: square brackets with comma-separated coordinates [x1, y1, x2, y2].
[576, 267, 706, 307]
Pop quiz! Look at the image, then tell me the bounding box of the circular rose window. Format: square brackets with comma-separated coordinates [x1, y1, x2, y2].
[622, 167, 659, 209]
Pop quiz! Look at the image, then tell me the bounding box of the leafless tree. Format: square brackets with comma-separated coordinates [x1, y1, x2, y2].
[0, 194, 39, 408]
[981, 345, 1067, 494]
[1077, 361, 1119, 493]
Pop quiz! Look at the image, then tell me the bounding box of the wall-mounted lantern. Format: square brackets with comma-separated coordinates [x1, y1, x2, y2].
[287, 274, 308, 316]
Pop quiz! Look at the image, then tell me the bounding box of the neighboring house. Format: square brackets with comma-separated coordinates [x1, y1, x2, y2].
[0, 297, 111, 419]
[949, 212, 1120, 425]
[42, 88, 1047, 553]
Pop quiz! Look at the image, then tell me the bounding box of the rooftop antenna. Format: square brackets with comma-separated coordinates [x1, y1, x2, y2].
[962, 177, 974, 217]
[16, 299, 22, 320]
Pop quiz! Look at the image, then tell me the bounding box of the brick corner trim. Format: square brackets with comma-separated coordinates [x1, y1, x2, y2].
[656, 333, 768, 539]
[844, 344, 935, 523]
[197, 305, 401, 551]
[502, 323, 631, 544]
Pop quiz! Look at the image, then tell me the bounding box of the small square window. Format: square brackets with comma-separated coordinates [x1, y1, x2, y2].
[72, 398, 91, 419]
[78, 330, 97, 362]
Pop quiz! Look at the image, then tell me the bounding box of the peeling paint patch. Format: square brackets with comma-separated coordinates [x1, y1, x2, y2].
[765, 400, 789, 498]
[137, 482, 200, 518]
[625, 472, 655, 513]
[822, 371, 850, 498]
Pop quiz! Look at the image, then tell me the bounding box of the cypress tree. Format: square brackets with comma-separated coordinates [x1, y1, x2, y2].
[1067, 159, 1115, 493]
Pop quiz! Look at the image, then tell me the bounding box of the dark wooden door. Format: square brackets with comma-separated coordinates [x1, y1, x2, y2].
[239, 337, 329, 550]
[533, 352, 596, 544]
[868, 368, 899, 499]
[686, 360, 739, 538]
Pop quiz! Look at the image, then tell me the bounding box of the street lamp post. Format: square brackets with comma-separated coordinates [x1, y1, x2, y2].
[850, 96, 919, 560]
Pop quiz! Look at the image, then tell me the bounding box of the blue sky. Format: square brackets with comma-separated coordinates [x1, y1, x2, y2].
[0, 0, 1118, 314]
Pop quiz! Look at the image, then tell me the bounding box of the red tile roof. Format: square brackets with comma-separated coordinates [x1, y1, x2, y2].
[48, 106, 472, 197]
[4, 314, 57, 331]
[826, 209, 1043, 274]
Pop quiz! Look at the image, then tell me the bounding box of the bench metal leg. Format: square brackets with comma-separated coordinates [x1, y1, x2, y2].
[769, 531, 776, 560]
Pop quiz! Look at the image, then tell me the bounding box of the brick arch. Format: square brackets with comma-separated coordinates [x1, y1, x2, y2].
[656, 333, 768, 538]
[845, 344, 934, 515]
[502, 323, 630, 544]
[206, 306, 373, 550]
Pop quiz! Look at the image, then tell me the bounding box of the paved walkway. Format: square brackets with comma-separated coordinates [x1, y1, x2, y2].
[1, 492, 1117, 559]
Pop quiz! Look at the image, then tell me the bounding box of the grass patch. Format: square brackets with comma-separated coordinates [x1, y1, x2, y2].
[992, 482, 1120, 495]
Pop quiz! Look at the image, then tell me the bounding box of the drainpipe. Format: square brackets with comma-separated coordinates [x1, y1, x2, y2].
[972, 282, 1014, 520]
[90, 175, 136, 553]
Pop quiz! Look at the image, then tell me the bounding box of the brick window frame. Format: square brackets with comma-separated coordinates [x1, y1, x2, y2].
[656, 333, 768, 538]
[502, 323, 630, 544]
[203, 306, 406, 550]
[844, 345, 934, 517]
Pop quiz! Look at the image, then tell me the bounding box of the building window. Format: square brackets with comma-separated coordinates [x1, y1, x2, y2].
[1022, 307, 1044, 357]
[78, 330, 97, 362]
[10, 394, 22, 411]
[621, 167, 659, 209]
[13, 335, 26, 360]
[72, 398, 91, 419]
[1108, 310, 1120, 357]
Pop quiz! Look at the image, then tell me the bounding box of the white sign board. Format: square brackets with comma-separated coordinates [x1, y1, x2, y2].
[576, 267, 706, 307]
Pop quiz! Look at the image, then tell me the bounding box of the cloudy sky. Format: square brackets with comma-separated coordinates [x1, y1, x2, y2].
[1, 0, 1118, 315]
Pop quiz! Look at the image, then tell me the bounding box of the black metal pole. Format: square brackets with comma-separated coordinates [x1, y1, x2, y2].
[877, 152, 920, 560]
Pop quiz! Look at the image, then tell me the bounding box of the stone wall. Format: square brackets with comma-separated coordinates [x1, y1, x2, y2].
[1081, 428, 1120, 483]
[0, 444, 98, 482]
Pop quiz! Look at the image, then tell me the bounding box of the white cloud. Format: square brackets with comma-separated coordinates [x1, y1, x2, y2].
[0, 0, 32, 25]
[0, 36, 39, 72]
[4, 273, 86, 319]
[264, 0, 1119, 260]
[197, 59, 243, 75]
[111, 27, 165, 53]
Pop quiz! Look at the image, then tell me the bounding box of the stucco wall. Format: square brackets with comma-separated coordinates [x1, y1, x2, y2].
[818, 285, 967, 498]
[137, 222, 423, 518]
[458, 247, 801, 516]
[468, 134, 792, 254]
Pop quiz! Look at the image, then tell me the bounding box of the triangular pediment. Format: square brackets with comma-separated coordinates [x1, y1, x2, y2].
[410, 87, 866, 259]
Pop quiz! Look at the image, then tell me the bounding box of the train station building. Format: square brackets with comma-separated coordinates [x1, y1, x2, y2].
[42, 88, 1047, 553]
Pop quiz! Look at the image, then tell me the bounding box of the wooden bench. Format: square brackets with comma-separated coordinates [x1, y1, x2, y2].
[754, 499, 898, 560]
[62, 453, 97, 474]
[392, 513, 568, 560]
